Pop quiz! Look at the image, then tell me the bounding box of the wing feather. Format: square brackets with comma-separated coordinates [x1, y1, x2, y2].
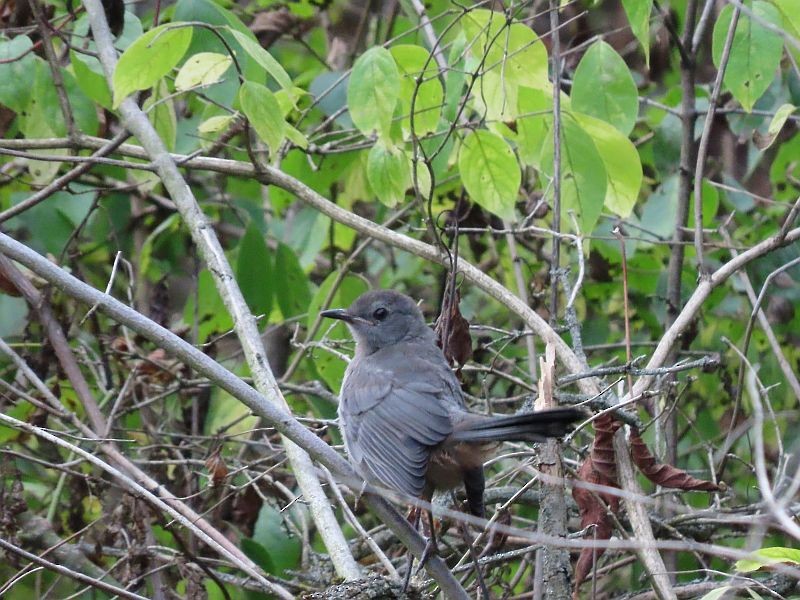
[339, 351, 458, 497]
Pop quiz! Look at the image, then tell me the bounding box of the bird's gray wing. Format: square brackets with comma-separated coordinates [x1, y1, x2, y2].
[340, 351, 457, 497]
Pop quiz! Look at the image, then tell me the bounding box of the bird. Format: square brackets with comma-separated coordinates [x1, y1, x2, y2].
[321, 289, 585, 519]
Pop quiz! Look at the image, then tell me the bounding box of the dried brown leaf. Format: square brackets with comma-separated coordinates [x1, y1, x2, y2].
[630, 429, 724, 492]
[434, 286, 472, 368]
[205, 448, 229, 488]
[572, 415, 623, 593]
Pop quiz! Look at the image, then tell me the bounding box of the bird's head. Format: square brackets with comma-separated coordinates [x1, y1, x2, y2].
[320, 290, 430, 354]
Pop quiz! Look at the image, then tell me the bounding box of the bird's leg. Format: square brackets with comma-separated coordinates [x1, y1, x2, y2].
[401, 505, 422, 592]
[414, 509, 439, 575]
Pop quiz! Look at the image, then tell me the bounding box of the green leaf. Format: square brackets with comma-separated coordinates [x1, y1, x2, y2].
[173, 0, 260, 105]
[284, 123, 309, 149]
[367, 142, 411, 207]
[462, 10, 549, 90]
[204, 387, 256, 436]
[347, 46, 400, 138]
[251, 502, 301, 576]
[444, 34, 467, 123]
[458, 130, 520, 220]
[238, 81, 286, 156]
[775, 0, 800, 61]
[274, 243, 311, 319]
[712, 1, 783, 112]
[143, 79, 177, 151]
[0, 36, 37, 111]
[236, 223, 273, 320]
[183, 269, 234, 344]
[574, 112, 642, 217]
[639, 175, 679, 243]
[198, 113, 236, 134]
[697, 587, 735, 600]
[735, 546, 800, 573]
[228, 29, 293, 93]
[175, 52, 232, 91]
[240, 538, 276, 574]
[71, 49, 112, 109]
[621, 0, 652, 65]
[389, 44, 444, 137]
[571, 41, 638, 136]
[473, 70, 519, 121]
[307, 273, 369, 394]
[541, 116, 607, 235]
[688, 179, 720, 228]
[516, 85, 551, 167]
[754, 102, 796, 149]
[113, 24, 193, 107]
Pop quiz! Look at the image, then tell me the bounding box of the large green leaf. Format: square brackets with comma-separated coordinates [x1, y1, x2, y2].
[775, 0, 800, 61]
[238, 81, 286, 156]
[228, 29, 293, 93]
[0, 36, 37, 112]
[574, 112, 642, 217]
[572, 41, 638, 136]
[540, 116, 607, 235]
[366, 142, 411, 207]
[274, 243, 311, 319]
[71, 49, 112, 110]
[249, 502, 301, 576]
[113, 24, 193, 107]
[458, 130, 520, 220]
[390, 44, 444, 137]
[621, 0, 652, 65]
[204, 386, 257, 436]
[516, 85, 551, 167]
[175, 52, 232, 91]
[183, 269, 234, 344]
[712, 1, 783, 112]
[639, 174, 679, 243]
[347, 47, 400, 138]
[236, 223, 273, 322]
[735, 546, 800, 573]
[462, 9, 549, 90]
[173, 0, 261, 105]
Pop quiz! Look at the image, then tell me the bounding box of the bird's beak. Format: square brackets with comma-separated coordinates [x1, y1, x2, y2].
[321, 308, 372, 326]
[320, 308, 352, 322]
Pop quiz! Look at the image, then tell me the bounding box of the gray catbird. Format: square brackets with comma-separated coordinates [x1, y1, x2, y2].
[321, 289, 584, 517]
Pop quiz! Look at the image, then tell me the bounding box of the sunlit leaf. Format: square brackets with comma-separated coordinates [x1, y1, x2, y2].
[228, 28, 293, 93]
[462, 9, 548, 90]
[175, 52, 232, 91]
[390, 44, 444, 136]
[458, 130, 520, 220]
[367, 141, 411, 207]
[347, 46, 400, 138]
[574, 112, 642, 217]
[735, 546, 800, 572]
[239, 80, 286, 156]
[113, 24, 193, 107]
[622, 0, 652, 65]
[572, 41, 639, 135]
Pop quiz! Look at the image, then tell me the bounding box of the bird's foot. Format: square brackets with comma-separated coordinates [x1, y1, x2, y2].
[413, 534, 439, 575]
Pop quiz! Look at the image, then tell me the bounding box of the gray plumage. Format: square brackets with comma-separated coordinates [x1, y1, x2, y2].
[321, 290, 584, 514]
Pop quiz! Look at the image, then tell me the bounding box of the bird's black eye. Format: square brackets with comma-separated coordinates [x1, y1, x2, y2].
[373, 307, 388, 321]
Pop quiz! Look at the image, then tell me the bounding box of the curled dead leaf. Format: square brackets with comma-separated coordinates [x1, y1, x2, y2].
[630, 429, 724, 492]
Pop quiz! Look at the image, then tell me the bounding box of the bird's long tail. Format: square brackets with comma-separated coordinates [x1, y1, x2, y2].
[448, 407, 585, 443]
